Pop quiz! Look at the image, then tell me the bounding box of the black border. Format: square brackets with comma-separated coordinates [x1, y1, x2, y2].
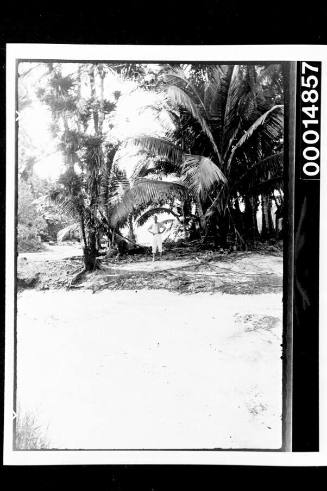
[0, 9, 325, 487]
[292, 61, 320, 451]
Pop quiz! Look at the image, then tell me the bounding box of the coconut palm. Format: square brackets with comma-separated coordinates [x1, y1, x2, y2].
[116, 64, 284, 244]
[109, 175, 188, 227]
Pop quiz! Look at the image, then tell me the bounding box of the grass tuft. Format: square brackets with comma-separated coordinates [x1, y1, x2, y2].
[15, 408, 50, 449]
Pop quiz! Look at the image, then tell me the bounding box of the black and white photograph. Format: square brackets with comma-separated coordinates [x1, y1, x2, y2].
[3, 44, 326, 465]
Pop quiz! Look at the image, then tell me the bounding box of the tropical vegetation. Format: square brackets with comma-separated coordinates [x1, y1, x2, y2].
[18, 62, 284, 269]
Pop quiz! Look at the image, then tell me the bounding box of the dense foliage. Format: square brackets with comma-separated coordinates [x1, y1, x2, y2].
[19, 62, 284, 266]
[120, 64, 284, 247]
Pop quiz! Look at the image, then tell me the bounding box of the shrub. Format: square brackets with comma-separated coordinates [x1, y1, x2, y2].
[15, 408, 50, 449]
[17, 180, 47, 252]
[17, 224, 45, 252]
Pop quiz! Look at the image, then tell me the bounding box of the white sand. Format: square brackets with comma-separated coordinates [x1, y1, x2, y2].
[16, 289, 282, 449]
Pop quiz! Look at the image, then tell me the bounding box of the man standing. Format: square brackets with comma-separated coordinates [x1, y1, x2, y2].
[148, 215, 166, 261]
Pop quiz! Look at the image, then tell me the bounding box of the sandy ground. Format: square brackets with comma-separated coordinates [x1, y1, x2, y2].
[18, 243, 83, 262]
[16, 288, 283, 450]
[18, 243, 283, 295]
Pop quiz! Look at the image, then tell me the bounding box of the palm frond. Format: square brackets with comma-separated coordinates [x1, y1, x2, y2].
[165, 86, 222, 163]
[255, 64, 282, 88]
[181, 155, 227, 200]
[234, 152, 284, 192]
[48, 189, 84, 219]
[222, 65, 246, 147]
[133, 157, 179, 179]
[226, 105, 284, 170]
[137, 206, 182, 226]
[110, 178, 187, 227]
[57, 222, 80, 241]
[204, 65, 234, 150]
[130, 156, 156, 179]
[204, 65, 225, 116]
[127, 136, 184, 165]
[247, 176, 284, 195]
[102, 175, 131, 207]
[163, 67, 207, 113]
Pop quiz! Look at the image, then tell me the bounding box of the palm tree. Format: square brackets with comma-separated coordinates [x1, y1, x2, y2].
[37, 62, 124, 270]
[117, 64, 284, 245]
[110, 174, 188, 228]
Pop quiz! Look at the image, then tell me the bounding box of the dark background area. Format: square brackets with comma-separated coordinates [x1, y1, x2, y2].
[292, 61, 321, 451]
[1, 3, 326, 484]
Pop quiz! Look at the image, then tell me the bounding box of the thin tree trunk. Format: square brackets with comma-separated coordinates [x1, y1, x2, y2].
[197, 199, 206, 235]
[98, 64, 105, 132]
[261, 194, 268, 240]
[89, 65, 99, 134]
[267, 194, 274, 234]
[261, 194, 269, 240]
[250, 196, 259, 241]
[128, 215, 135, 243]
[84, 225, 98, 271]
[79, 212, 87, 248]
[243, 196, 255, 241]
[76, 64, 82, 134]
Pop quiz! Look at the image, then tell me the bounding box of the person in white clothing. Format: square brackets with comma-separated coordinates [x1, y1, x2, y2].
[148, 215, 166, 261]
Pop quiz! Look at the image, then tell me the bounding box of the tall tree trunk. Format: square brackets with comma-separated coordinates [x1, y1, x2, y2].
[267, 194, 275, 235]
[219, 212, 231, 248]
[86, 64, 104, 266]
[89, 65, 99, 134]
[243, 196, 257, 242]
[128, 215, 135, 243]
[98, 64, 105, 132]
[197, 199, 206, 236]
[261, 194, 271, 240]
[76, 64, 82, 134]
[79, 212, 87, 248]
[250, 196, 259, 241]
[84, 224, 98, 271]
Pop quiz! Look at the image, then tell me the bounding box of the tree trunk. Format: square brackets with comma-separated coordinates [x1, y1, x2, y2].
[98, 65, 105, 132]
[261, 194, 273, 240]
[267, 194, 275, 235]
[79, 213, 87, 248]
[219, 212, 231, 248]
[197, 199, 206, 236]
[83, 226, 98, 271]
[243, 196, 257, 242]
[128, 215, 135, 243]
[250, 196, 259, 241]
[89, 65, 99, 134]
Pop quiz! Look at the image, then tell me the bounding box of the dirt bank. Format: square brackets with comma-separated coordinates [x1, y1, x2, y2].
[17, 246, 283, 295]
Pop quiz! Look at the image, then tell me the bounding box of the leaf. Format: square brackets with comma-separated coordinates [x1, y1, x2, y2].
[223, 65, 243, 145]
[234, 152, 284, 193]
[204, 65, 235, 151]
[57, 222, 80, 241]
[126, 136, 184, 165]
[255, 64, 282, 88]
[137, 206, 182, 226]
[48, 190, 84, 219]
[181, 155, 227, 200]
[163, 67, 207, 113]
[226, 105, 284, 170]
[165, 85, 222, 164]
[110, 178, 187, 227]
[132, 157, 179, 179]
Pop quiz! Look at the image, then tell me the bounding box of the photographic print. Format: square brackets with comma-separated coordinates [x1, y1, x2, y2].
[4, 45, 325, 465]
